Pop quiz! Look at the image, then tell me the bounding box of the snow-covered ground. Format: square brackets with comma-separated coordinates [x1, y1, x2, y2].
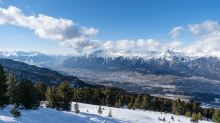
[0, 102, 212, 123]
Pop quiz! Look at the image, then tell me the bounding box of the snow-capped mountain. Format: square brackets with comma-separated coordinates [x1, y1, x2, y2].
[0, 51, 74, 65]
[63, 49, 220, 80]
[81, 49, 220, 62]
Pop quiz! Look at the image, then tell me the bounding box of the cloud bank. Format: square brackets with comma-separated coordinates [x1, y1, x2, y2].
[0, 6, 100, 53]
[186, 20, 220, 53]
[188, 20, 219, 35]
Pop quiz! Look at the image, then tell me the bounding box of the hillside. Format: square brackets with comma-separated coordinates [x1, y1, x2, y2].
[0, 102, 212, 123]
[0, 58, 101, 89]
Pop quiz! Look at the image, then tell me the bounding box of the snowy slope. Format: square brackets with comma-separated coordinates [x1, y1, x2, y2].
[0, 102, 212, 123]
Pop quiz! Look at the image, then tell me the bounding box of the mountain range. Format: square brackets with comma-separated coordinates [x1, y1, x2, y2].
[63, 49, 220, 80]
[0, 51, 74, 66]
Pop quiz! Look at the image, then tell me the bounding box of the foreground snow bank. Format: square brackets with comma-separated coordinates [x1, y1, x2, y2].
[0, 103, 212, 123]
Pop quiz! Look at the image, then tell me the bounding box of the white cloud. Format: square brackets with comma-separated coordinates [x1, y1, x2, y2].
[137, 39, 183, 52]
[0, 6, 100, 53]
[60, 39, 102, 53]
[188, 20, 219, 35]
[106, 38, 183, 52]
[116, 40, 137, 49]
[188, 24, 203, 35]
[187, 30, 220, 53]
[169, 26, 184, 38]
[201, 20, 219, 33]
[103, 41, 116, 49]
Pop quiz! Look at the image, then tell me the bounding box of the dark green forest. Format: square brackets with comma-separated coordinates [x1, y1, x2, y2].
[0, 63, 220, 122]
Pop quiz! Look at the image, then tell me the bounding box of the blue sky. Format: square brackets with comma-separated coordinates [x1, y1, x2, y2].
[0, 0, 220, 54]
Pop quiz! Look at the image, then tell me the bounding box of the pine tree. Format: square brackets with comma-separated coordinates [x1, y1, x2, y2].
[152, 97, 159, 111]
[16, 78, 39, 110]
[34, 82, 46, 101]
[190, 112, 198, 123]
[197, 112, 204, 120]
[133, 95, 142, 109]
[163, 117, 165, 122]
[10, 103, 21, 118]
[0, 63, 9, 110]
[45, 86, 56, 108]
[114, 102, 119, 108]
[127, 103, 132, 109]
[208, 107, 215, 119]
[171, 98, 182, 115]
[127, 96, 134, 109]
[98, 105, 102, 115]
[74, 102, 80, 114]
[118, 99, 123, 107]
[55, 81, 72, 111]
[212, 109, 220, 123]
[203, 108, 209, 120]
[140, 96, 147, 109]
[185, 111, 192, 117]
[107, 108, 112, 117]
[6, 71, 17, 104]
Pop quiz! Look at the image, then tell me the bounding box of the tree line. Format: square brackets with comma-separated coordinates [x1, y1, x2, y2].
[1, 63, 220, 122]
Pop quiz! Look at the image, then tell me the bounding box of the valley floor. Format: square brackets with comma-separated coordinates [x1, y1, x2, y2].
[0, 102, 212, 123]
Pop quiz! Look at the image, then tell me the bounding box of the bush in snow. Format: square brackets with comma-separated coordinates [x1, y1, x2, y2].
[107, 108, 112, 117]
[10, 103, 21, 118]
[98, 105, 102, 115]
[74, 102, 80, 114]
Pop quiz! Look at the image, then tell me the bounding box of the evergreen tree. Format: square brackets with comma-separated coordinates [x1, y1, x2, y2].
[203, 108, 209, 120]
[152, 97, 159, 111]
[16, 78, 39, 110]
[127, 96, 134, 109]
[185, 111, 192, 117]
[34, 82, 46, 101]
[55, 81, 72, 111]
[6, 71, 17, 104]
[190, 112, 198, 123]
[140, 96, 147, 109]
[45, 86, 56, 108]
[212, 109, 220, 123]
[193, 101, 202, 114]
[107, 108, 112, 117]
[74, 102, 80, 113]
[197, 112, 204, 120]
[98, 105, 102, 115]
[171, 98, 183, 115]
[118, 99, 123, 107]
[127, 103, 132, 109]
[0, 63, 9, 110]
[104, 87, 115, 107]
[125, 95, 131, 105]
[101, 98, 106, 106]
[208, 107, 215, 119]
[133, 95, 142, 109]
[163, 117, 165, 122]
[10, 103, 21, 118]
[114, 102, 119, 108]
